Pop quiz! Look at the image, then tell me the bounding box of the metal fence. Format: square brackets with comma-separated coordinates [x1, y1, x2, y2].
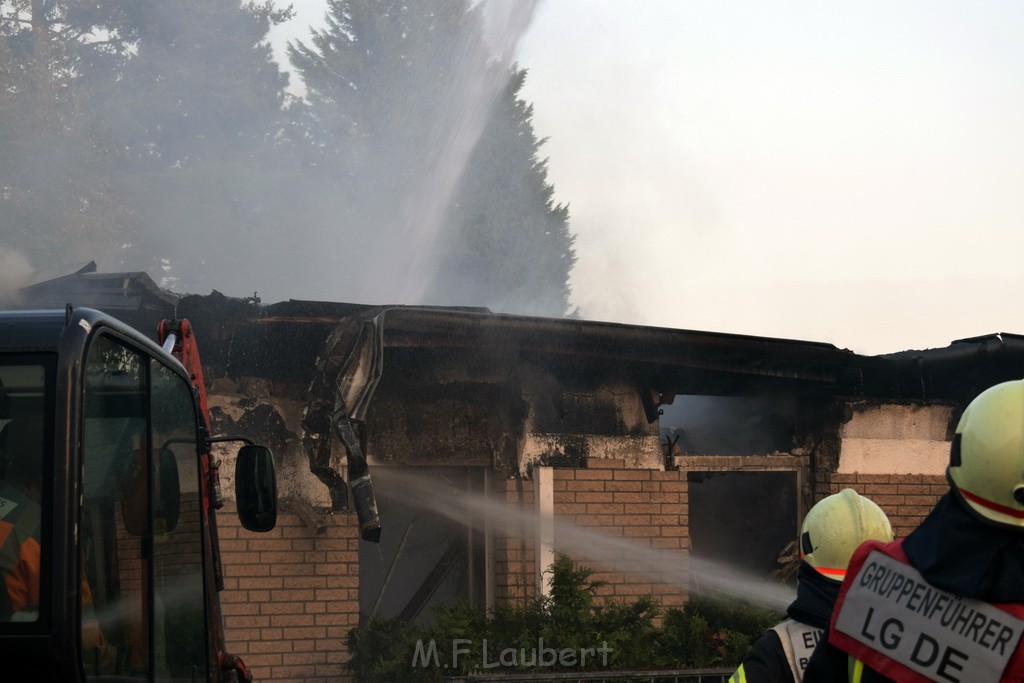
[444, 668, 734, 683]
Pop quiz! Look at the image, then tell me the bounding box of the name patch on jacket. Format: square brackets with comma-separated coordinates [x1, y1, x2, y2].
[834, 549, 1024, 682]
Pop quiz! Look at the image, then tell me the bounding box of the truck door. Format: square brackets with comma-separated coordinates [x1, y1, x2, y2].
[80, 332, 209, 681]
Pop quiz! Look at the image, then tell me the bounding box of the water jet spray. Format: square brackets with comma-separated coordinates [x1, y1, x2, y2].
[376, 468, 796, 612]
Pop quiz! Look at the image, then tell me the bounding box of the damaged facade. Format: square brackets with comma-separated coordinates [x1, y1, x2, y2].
[15, 263, 1024, 682]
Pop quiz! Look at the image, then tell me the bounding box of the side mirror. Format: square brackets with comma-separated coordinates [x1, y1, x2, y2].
[235, 445, 277, 532]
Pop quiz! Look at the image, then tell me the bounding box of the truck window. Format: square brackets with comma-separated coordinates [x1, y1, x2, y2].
[81, 334, 207, 679]
[0, 360, 50, 627]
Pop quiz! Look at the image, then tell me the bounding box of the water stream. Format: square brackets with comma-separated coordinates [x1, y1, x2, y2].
[375, 468, 796, 613]
[385, 1, 543, 305]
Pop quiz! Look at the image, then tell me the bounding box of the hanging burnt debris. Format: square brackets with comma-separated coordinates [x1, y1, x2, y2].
[301, 309, 385, 541]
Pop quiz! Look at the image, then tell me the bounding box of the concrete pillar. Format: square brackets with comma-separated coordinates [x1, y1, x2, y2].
[535, 466, 555, 598]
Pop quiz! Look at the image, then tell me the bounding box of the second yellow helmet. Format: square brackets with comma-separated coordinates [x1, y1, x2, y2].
[800, 488, 894, 581]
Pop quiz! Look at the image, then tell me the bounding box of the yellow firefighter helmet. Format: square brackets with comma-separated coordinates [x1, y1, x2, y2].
[948, 379, 1024, 528]
[800, 488, 893, 581]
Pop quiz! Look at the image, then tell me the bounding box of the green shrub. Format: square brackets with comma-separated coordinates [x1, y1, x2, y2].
[684, 594, 782, 637]
[345, 616, 429, 682]
[345, 554, 785, 681]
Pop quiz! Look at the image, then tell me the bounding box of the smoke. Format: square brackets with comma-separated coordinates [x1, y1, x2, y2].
[660, 394, 800, 456]
[2, 2, 572, 315]
[0, 247, 34, 304]
[121, 0, 555, 310]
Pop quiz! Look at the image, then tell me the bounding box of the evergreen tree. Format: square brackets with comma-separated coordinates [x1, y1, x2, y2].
[287, 0, 486, 301]
[105, 0, 296, 294]
[0, 0, 296, 290]
[288, 0, 576, 313]
[426, 67, 576, 317]
[0, 0, 139, 266]
[1, 0, 577, 311]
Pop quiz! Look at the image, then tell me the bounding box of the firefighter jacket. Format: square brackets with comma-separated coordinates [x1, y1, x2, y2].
[804, 493, 1024, 682]
[0, 481, 41, 619]
[0, 481, 104, 654]
[730, 562, 839, 682]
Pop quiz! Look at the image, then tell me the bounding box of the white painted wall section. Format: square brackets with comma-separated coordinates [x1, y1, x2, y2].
[838, 403, 953, 475]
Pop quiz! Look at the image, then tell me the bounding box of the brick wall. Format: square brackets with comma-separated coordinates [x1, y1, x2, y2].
[554, 459, 689, 609]
[216, 461, 690, 680]
[211, 465, 952, 681]
[494, 478, 536, 604]
[218, 502, 360, 682]
[815, 473, 947, 539]
[494, 460, 689, 612]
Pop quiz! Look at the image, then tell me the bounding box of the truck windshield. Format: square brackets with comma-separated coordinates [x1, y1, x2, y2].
[0, 357, 52, 626]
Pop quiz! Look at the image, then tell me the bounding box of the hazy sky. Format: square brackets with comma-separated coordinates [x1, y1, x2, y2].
[270, 1, 1024, 355]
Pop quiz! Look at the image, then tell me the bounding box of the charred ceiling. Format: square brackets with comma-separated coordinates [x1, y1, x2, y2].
[377, 307, 852, 393]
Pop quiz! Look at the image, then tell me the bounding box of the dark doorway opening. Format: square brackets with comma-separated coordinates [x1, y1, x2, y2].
[359, 467, 486, 625]
[687, 470, 797, 580]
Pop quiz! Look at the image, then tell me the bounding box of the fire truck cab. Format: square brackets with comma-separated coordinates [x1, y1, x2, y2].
[0, 307, 277, 681]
